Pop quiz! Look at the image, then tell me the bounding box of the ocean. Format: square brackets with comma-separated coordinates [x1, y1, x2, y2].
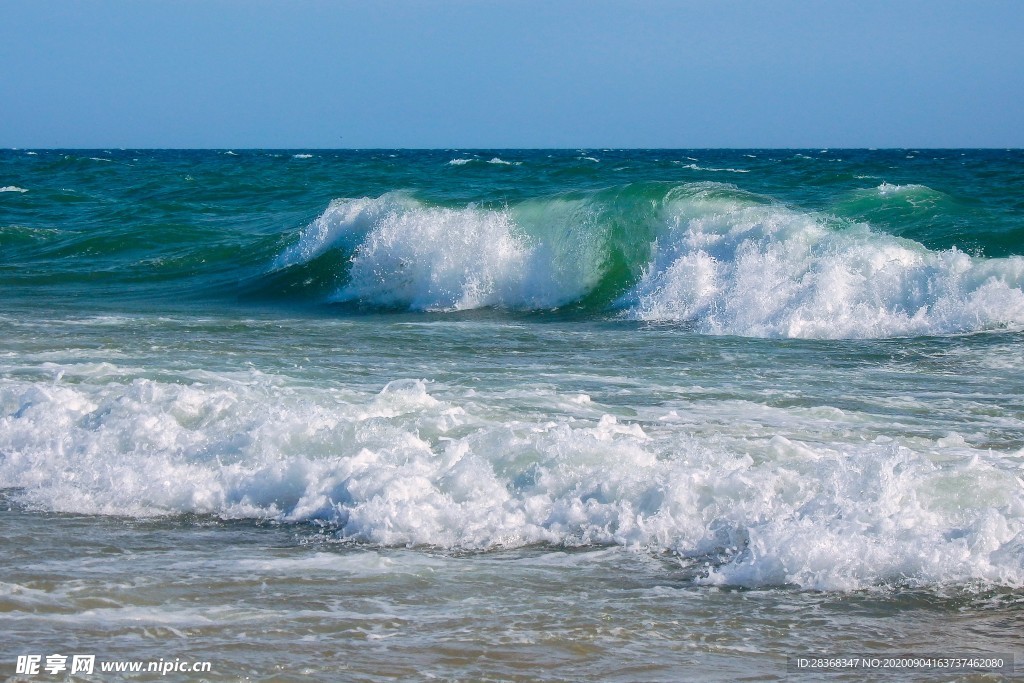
[1, 149, 1022, 680]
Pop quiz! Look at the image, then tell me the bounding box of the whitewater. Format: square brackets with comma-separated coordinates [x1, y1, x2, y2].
[273, 185, 1024, 337]
[1, 149, 1022, 680]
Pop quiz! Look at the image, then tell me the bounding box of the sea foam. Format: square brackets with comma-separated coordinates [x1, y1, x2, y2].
[1, 368, 1022, 590]
[626, 191, 1024, 337]
[274, 192, 604, 311]
[675, 162, 750, 173]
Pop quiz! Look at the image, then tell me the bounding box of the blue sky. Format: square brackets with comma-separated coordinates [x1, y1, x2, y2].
[2, 0, 1021, 148]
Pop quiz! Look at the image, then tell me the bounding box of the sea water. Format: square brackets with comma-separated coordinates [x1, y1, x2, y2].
[1, 149, 1022, 680]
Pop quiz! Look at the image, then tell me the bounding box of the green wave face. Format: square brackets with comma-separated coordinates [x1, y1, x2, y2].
[262, 183, 767, 312]
[261, 182, 1024, 338]
[830, 182, 1024, 257]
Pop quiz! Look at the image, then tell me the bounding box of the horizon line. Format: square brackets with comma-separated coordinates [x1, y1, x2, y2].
[6, 146, 1023, 152]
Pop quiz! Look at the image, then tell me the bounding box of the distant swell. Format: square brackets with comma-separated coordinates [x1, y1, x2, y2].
[269, 184, 1024, 339]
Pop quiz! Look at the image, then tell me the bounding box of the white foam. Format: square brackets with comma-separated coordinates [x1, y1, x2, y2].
[0, 186, 28, 193]
[447, 158, 475, 165]
[1, 371, 1022, 591]
[235, 551, 446, 575]
[675, 162, 750, 173]
[292, 154, 314, 159]
[334, 200, 532, 310]
[487, 157, 522, 166]
[624, 194, 1024, 338]
[877, 182, 931, 196]
[277, 193, 602, 311]
[273, 194, 413, 269]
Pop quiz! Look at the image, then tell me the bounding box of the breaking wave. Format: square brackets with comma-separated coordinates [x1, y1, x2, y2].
[2, 371, 1023, 590]
[268, 184, 1024, 338]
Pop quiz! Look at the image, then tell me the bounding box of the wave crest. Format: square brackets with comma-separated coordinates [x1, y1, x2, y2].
[626, 197, 1024, 337]
[272, 186, 1024, 338]
[274, 191, 627, 311]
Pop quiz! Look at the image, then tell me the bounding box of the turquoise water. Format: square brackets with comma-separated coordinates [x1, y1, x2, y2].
[1, 149, 1022, 680]
[3, 149, 1024, 311]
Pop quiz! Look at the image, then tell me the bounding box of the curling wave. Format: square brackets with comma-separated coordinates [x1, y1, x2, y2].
[269, 184, 1024, 338]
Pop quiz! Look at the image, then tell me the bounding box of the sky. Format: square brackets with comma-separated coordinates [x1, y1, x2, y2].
[1, 0, 1022, 148]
